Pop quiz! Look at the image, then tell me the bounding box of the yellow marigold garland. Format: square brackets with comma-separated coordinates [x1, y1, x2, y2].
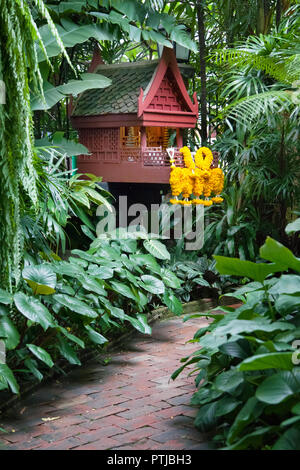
[169, 167, 183, 197]
[180, 146, 195, 170]
[195, 147, 213, 170]
[169, 146, 224, 206]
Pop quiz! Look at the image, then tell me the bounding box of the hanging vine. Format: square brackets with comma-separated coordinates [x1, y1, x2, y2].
[0, 0, 69, 289]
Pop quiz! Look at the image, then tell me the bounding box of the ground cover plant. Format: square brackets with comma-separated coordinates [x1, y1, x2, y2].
[0, 235, 182, 395]
[173, 219, 300, 450]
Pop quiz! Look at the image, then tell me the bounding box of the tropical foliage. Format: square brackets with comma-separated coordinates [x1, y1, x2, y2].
[0, 235, 182, 394]
[173, 219, 300, 450]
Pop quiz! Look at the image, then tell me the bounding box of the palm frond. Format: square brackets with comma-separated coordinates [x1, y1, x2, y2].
[222, 90, 292, 126]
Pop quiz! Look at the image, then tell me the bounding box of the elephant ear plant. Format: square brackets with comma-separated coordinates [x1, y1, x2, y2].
[173, 219, 300, 450]
[0, 236, 182, 396]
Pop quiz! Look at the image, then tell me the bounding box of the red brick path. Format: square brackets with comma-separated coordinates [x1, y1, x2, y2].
[0, 317, 212, 450]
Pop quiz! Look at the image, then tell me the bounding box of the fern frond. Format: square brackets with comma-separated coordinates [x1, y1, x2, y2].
[213, 48, 290, 83]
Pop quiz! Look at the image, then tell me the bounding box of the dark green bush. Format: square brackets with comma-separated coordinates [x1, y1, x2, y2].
[0, 235, 182, 395]
[173, 220, 300, 450]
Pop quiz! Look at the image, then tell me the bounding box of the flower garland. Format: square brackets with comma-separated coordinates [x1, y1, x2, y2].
[180, 146, 195, 170]
[169, 146, 224, 206]
[195, 147, 213, 170]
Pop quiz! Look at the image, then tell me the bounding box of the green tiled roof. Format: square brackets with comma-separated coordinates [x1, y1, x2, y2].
[72, 60, 195, 117]
[72, 61, 158, 117]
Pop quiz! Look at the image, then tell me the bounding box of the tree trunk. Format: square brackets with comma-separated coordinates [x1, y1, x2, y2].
[276, 0, 282, 28]
[196, 0, 208, 145]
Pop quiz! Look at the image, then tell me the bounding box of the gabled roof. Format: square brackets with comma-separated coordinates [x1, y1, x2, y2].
[138, 48, 198, 120]
[72, 49, 196, 120]
[72, 61, 157, 116]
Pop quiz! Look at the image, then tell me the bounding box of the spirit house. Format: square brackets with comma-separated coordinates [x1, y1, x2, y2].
[71, 47, 199, 184]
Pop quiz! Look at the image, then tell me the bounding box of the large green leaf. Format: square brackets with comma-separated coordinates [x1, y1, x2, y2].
[273, 426, 300, 450]
[57, 73, 111, 95]
[47, 1, 87, 14]
[78, 274, 107, 296]
[83, 187, 113, 212]
[170, 24, 198, 53]
[36, 133, 89, 157]
[54, 294, 98, 318]
[87, 264, 114, 279]
[227, 397, 265, 444]
[57, 326, 85, 348]
[215, 369, 244, 393]
[269, 275, 300, 295]
[22, 264, 56, 295]
[109, 306, 126, 321]
[214, 255, 285, 283]
[14, 293, 55, 331]
[160, 268, 181, 289]
[260, 237, 300, 273]
[85, 325, 108, 345]
[31, 82, 62, 111]
[275, 293, 300, 314]
[225, 426, 273, 450]
[0, 316, 20, 350]
[286, 218, 300, 236]
[118, 239, 137, 254]
[219, 340, 251, 359]
[143, 240, 170, 261]
[0, 364, 19, 394]
[0, 289, 13, 305]
[191, 388, 223, 406]
[211, 318, 294, 338]
[109, 281, 137, 301]
[239, 352, 294, 371]
[31, 73, 111, 111]
[27, 344, 54, 368]
[57, 337, 81, 365]
[129, 314, 152, 335]
[111, 0, 146, 22]
[131, 254, 161, 273]
[51, 261, 84, 277]
[194, 401, 218, 432]
[142, 29, 172, 47]
[256, 370, 299, 404]
[36, 20, 115, 61]
[215, 396, 242, 417]
[24, 358, 43, 382]
[163, 291, 183, 315]
[140, 275, 165, 295]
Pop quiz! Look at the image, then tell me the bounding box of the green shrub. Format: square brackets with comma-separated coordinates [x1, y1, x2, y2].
[0, 236, 182, 395]
[173, 220, 300, 450]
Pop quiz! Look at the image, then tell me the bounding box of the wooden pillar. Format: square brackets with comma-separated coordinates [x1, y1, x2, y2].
[176, 128, 183, 148]
[140, 126, 147, 149]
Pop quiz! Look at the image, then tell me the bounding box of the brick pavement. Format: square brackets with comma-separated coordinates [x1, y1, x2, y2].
[0, 316, 213, 450]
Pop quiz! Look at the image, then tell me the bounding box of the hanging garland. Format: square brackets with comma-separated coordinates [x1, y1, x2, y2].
[169, 146, 224, 206]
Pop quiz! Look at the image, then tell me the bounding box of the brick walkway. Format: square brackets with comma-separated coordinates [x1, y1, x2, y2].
[0, 316, 212, 450]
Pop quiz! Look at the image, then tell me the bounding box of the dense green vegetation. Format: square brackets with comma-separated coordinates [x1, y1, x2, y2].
[0, 234, 183, 394]
[173, 219, 300, 450]
[0, 0, 299, 450]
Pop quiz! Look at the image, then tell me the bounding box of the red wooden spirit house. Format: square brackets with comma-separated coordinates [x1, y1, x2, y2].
[71, 47, 199, 184]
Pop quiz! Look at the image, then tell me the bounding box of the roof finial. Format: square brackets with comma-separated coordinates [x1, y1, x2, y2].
[88, 46, 104, 73]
